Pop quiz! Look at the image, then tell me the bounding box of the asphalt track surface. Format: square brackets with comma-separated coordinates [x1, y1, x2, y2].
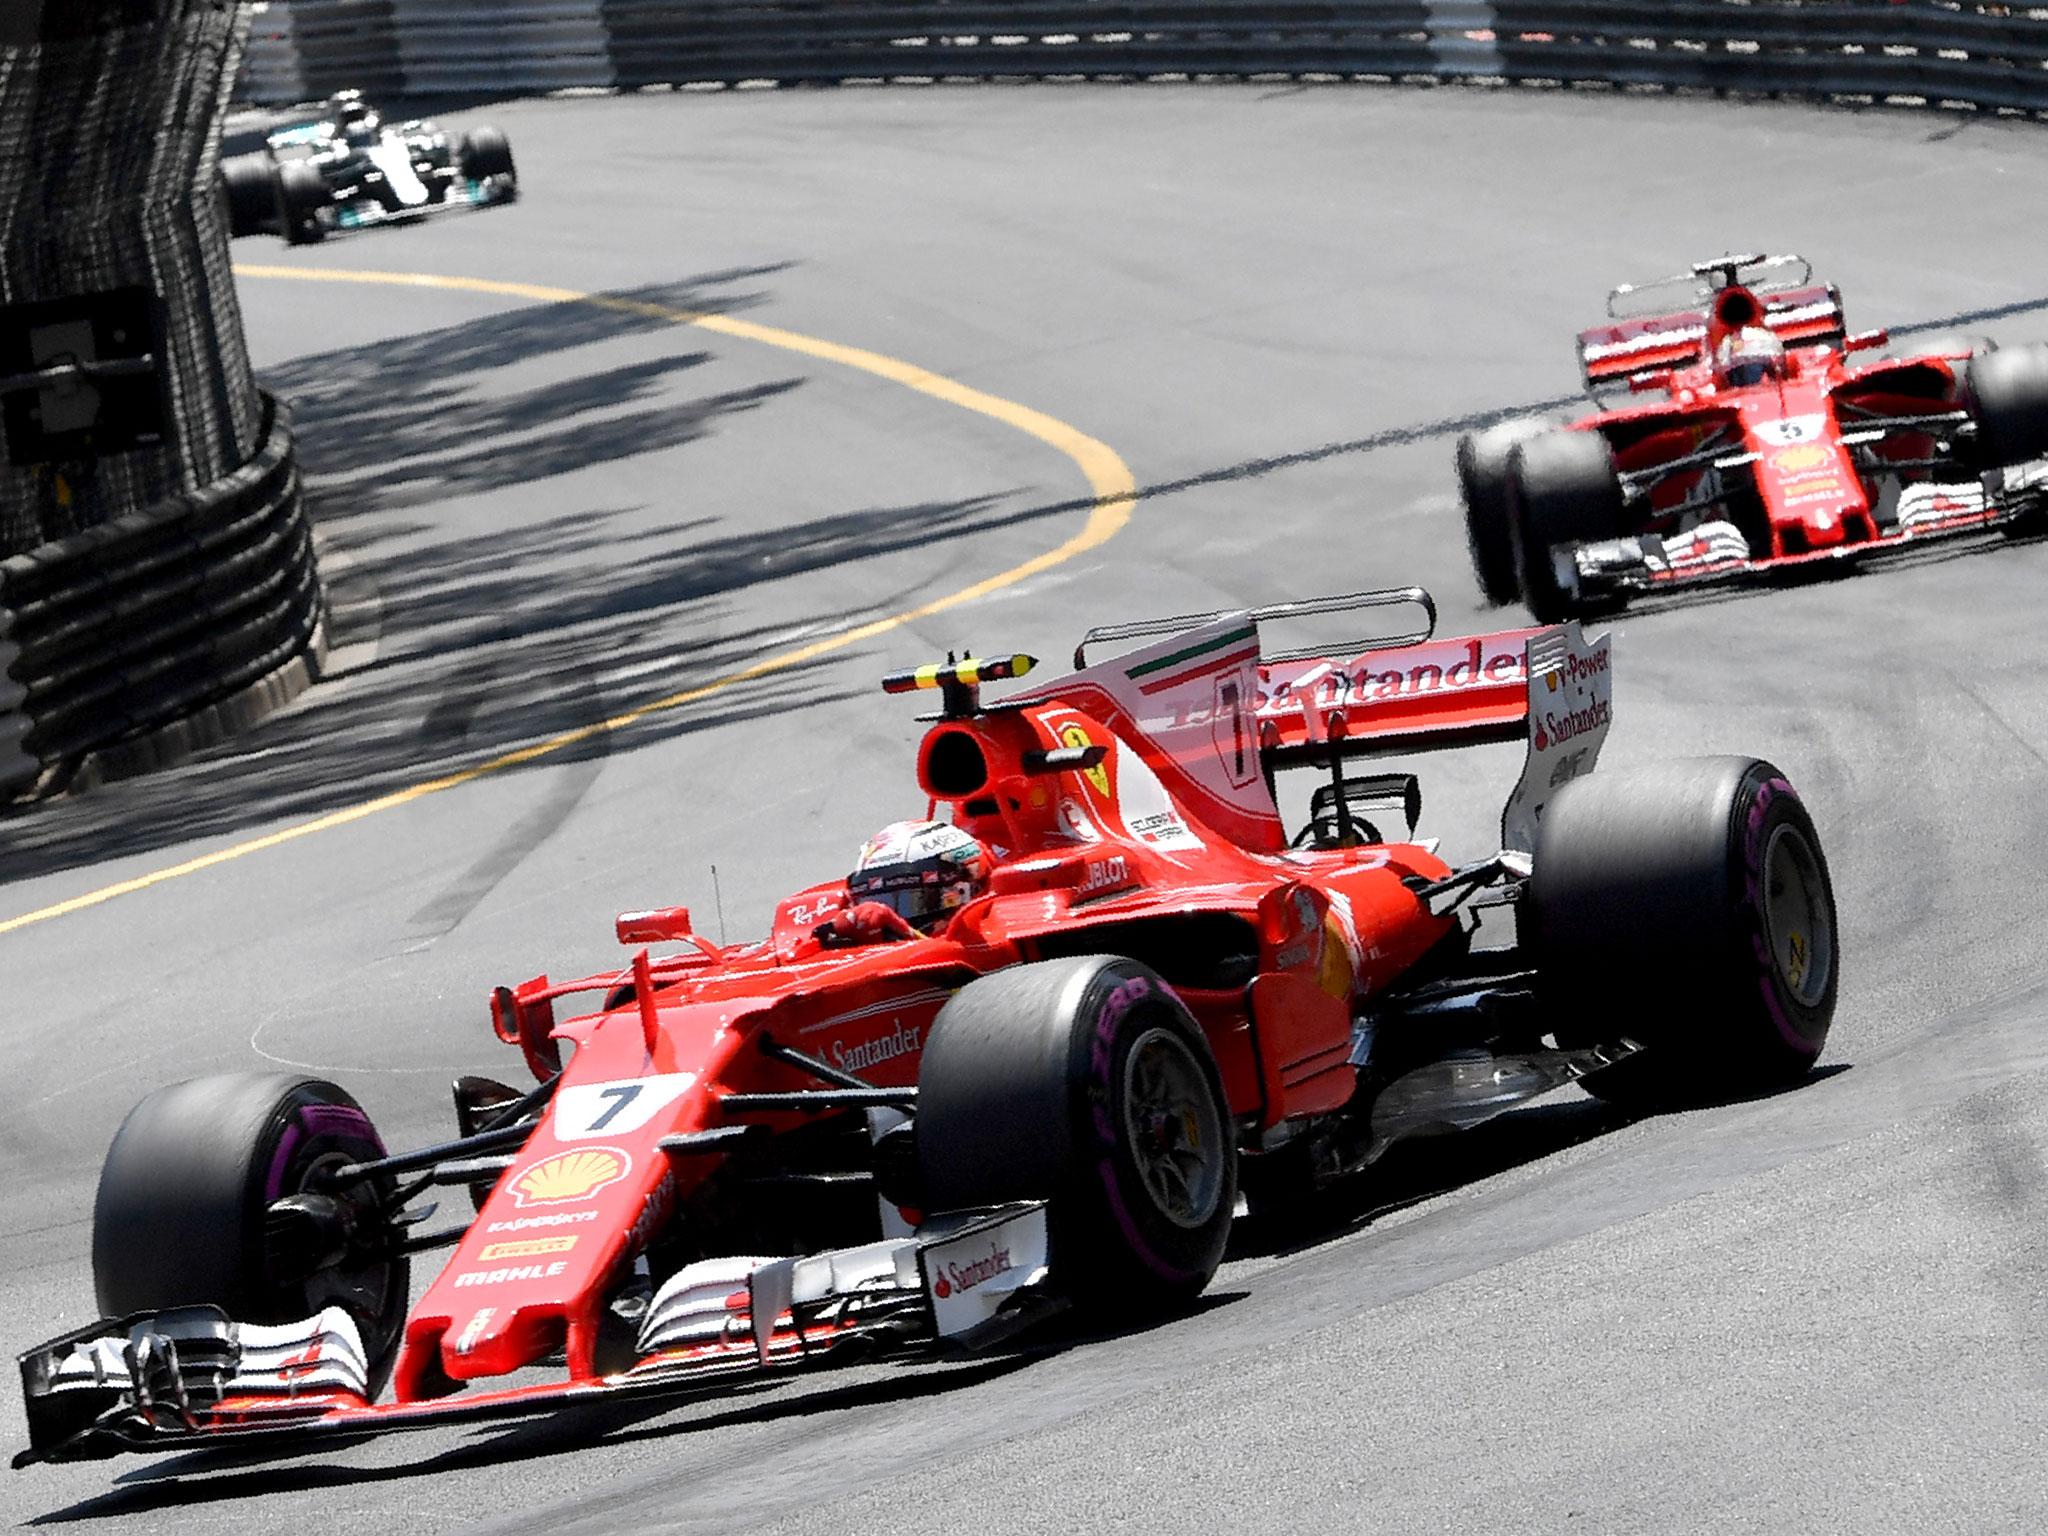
[5, 84, 2047, 1533]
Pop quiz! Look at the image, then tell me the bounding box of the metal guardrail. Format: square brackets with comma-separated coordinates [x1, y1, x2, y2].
[236, 2, 2048, 112]
[0, 395, 323, 798]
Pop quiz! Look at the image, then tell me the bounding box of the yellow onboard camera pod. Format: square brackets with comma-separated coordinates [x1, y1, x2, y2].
[881, 654, 1037, 718]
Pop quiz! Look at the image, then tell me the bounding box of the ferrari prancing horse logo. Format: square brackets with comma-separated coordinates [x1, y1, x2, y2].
[1060, 723, 1112, 796]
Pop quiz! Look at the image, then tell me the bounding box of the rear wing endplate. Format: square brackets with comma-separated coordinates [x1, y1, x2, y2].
[1499, 624, 1612, 853]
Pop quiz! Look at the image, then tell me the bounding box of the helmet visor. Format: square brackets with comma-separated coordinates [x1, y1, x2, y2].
[848, 871, 949, 932]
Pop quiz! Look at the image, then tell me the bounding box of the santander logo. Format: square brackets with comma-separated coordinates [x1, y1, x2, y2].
[931, 1242, 1013, 1301]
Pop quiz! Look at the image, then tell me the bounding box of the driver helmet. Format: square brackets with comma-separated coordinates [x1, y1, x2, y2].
[328, 90, 379, 141]
[1716, 326, 1787, 388]
[847, 820, 991, 933]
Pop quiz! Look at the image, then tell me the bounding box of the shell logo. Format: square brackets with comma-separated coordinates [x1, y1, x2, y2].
[510, 1147, 631, 1207]
[1059, 723, 1111, 796]
[1772, 444, 1831, 473]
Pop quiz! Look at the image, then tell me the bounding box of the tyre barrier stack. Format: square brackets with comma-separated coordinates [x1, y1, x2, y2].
[235, 2, 2048, 115]
[0, 396, 322, 800]
[0, 2, 323, 804]
[2, 2, 265, 552]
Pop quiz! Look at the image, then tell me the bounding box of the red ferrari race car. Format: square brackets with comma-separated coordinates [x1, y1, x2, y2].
[1458, 253, 2048, 620]
[16, 589, 1839, 1468]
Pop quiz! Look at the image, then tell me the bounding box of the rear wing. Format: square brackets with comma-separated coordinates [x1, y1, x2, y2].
[1578, 282, 1846, 391]
[1254, 622, 1536, 762]
[1055, 590, 1612, 852]
[1603, 254, 1815, 321]
[1252, 609, 1613, 852]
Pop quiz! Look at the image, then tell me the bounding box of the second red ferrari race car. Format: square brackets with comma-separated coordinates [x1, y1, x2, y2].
[17, 589, 1838, 1468]
[1458, 254, 2048, 619]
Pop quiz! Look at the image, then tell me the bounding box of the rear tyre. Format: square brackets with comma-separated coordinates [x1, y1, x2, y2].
[1526, 758, 1837, 1109]
[1966, 343, 2048, 469]
[92, 1074, 409, 1397]
[220, 152, 276, 237]
[275, 159, 329, 245]
[1508, 430, 1626, 624]
[1456, 418, 1547, 606]
[916, 956, 1235, 1318]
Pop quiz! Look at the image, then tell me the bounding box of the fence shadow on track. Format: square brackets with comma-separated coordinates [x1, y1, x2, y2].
[11, 281, 2047, 900]
[263, 269, 804, 518]
[0, 271, 1064, 893]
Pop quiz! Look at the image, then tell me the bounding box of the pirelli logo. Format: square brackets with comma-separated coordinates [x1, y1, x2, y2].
[477, 1236, 579, 1262]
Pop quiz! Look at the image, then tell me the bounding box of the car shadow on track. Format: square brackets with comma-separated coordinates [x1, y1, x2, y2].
[32, 1353, 1052, 1523]
[1228, 1064, 1855, 1263]
[33, 1291, 1258, 1522]
[1580, 518, 2048, 629]
[1227, 1098, 1631, 1262]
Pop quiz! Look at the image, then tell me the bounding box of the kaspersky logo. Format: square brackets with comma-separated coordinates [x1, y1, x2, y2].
[509, 1146, 631, 1207]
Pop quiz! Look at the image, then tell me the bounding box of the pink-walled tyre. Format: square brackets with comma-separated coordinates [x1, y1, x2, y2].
[917, 956, 1235, 1318]
[1526, 758, 1838, 1108]
[93, 1073, 408, 1397]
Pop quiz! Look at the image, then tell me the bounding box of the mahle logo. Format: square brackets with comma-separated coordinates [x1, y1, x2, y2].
[510, 1147, 631, 1207]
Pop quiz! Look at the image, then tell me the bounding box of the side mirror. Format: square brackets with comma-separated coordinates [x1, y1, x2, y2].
[617, 906, 693, 945]
[1844, 328, 1889, 354]
[488, 977, 562, 1080]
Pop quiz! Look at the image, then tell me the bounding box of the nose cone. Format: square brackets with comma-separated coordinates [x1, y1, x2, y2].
[1754, 437, 1867, 550]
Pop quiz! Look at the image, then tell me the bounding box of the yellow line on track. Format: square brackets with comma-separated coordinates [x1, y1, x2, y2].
[0, 266, 1137, 936]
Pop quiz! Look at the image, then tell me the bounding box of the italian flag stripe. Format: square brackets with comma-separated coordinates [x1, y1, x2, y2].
[1124, 623, 1258, 680]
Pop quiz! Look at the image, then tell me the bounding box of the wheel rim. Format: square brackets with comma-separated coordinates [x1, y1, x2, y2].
[1762, 822, 1833, 1009]
[1119, 1027, 1226, 1230]
[290, 1149, 405, 1350]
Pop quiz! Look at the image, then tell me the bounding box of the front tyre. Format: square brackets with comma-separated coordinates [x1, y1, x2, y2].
[220, 152, 276, 237]
[1526, 758, 1838, 1108]
[275, 159, 329, 245]
[460, 126, 518, 200]
[1508, 430, 1626, 624]
[92, 1074, 409, 1397]
[1456, 418, 1547, 606]
[1967, 343, 2048, 469]
[916, 956, 1235, 1318]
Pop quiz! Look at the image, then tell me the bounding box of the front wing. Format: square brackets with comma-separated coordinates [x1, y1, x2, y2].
[1569, 470, 2045, 601]
[16, 1204, 1050, 1467]
[333, 175, 510, 232]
